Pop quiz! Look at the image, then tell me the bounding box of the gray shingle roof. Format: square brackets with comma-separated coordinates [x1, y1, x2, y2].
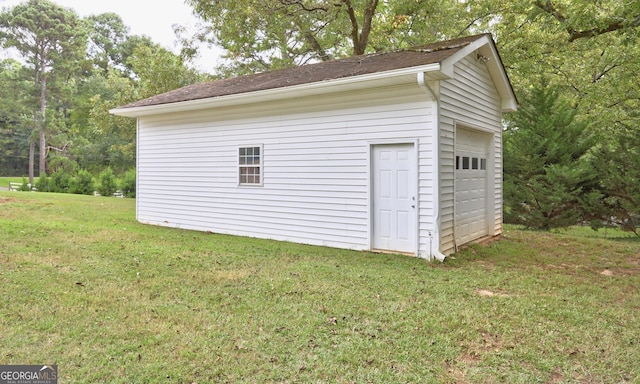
[120, 34, 490, 109]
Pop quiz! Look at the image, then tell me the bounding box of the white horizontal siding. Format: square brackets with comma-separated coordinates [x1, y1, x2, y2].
[137, 84, 438, 253]
[439, 55, 504, 254]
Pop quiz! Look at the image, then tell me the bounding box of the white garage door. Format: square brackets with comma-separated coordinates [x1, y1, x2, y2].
[455, 128, 490, 245]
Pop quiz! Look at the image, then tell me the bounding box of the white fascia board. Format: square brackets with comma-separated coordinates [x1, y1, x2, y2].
[439, 35, 517, 112]
[110, 63, 441, 118]
[501, 98, 518, 112]
[439, 35, 492, 78]
[478, 43, 518, 112]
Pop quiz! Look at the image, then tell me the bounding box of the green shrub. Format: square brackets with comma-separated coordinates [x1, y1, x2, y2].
[35, 176, 49, 192]
[49, 170, 72, 193]
[19, 177, 31, 191]
[120, 168, 136, 198]
[97, 167, 117, 197]
[71, 169, 95, 195]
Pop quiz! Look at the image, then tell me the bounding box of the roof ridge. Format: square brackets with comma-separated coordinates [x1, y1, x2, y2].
[406, 41, 472, 54]
[116, 34, 489, 110]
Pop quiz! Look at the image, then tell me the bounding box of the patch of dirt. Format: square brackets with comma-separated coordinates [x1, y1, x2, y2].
[550, 367, 565, 384]
[0, 196, 18, 204]
[446, 331, 509, 382]
[444, 364, 473, 384]
[544, 262, 640, 277]
[475, 289, 511, 297]
[603, 266, 640, 277]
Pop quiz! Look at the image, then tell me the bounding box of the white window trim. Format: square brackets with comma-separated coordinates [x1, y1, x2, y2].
[237, 144, 264, 186]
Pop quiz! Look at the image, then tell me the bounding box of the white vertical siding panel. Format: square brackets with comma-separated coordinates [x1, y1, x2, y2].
[439, 55, 503, 254]
[438, 116, 456, 254]
[137, 84, 437, 253]
[417, 138, 437, 258]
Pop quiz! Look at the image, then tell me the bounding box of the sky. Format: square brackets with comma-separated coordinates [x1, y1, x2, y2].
[0, 0, 221, 72]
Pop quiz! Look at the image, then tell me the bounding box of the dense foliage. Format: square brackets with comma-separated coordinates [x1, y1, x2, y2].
[0, 0, 206, 183]
[0, 0, 638, 227]
[504, 82, 597, 229]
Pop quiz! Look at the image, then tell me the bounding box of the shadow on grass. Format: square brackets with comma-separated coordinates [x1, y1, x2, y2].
[507, 223, 639, 242]
[609, 235, 640, 243]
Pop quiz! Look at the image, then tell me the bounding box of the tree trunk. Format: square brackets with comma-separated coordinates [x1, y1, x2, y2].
[342, 0, 379, 56]
[38, 74, 47, 176]
[29, 141, 35, 185]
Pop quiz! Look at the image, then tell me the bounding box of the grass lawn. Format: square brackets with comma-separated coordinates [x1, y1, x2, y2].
[0, 176, 33, 189]
[1, 192, 638, 383]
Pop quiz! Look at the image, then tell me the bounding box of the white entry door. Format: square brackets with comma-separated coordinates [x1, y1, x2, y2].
[372, 143, 416, 254]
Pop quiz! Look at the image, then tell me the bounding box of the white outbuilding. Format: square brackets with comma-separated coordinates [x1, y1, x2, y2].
[111, 33, 517, 260]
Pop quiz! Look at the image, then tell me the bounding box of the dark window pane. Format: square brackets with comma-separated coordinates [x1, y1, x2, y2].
[472, 157, 478, 170]
[462, 157, 470, 169]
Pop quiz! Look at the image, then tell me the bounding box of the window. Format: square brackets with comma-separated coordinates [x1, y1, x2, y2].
[239, 146, 262, 185]
[456, 155, 487, 171]
[462, 156, 470, 170]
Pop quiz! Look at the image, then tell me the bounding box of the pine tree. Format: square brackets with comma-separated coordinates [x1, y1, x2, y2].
[504, 82, 598, 230]
[590, 122, 640, 234]
[0, 0, 87, 181]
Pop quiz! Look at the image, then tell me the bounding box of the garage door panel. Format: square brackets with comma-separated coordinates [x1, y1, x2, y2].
[455, 128, 490, 246]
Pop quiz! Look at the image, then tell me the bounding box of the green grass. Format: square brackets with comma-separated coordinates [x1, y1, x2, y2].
[1, 192, 639, 383]
[0, 176, 33, 188]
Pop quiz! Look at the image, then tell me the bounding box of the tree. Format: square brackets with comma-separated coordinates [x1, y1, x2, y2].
[533, 0, 640, 42]
[0, 59, 31, 175]
[0, 0, 87, 182]
[86, 12, 129, 73]
[85, 69, 137, 174]
[491, 0, 640, 232]
[185, 0, 377, 74]
[126, 43, 205, 99]
[503, 82, 598, 230]
[85, 39, 206, 174]
[589, 112, 640, 234]
[185, 0, 490, 75]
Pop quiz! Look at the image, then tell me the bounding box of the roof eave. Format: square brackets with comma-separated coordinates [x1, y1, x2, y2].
[440, 34, 518, 113]
[110, 63, 442, 118]
[501, 99, 518, 113]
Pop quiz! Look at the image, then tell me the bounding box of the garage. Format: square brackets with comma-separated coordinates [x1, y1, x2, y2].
[111, 34, 517, 258]
[455, 127, 491, 246]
